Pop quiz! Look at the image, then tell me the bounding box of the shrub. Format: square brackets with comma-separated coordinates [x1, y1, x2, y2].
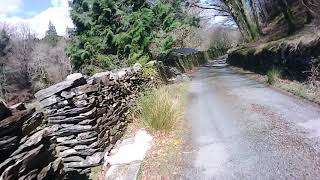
[267, 67, 281, 85]
[136, 84, 188, 131]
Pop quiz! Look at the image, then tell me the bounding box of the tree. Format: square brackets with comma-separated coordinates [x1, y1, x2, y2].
[197, 0, 319, 41]
[0, 29, 10, 100]
[45, 21, 59, 46]
[67, 0, 200, 74]
[30, 38, 72, 92]
[10, 24, 36, 88]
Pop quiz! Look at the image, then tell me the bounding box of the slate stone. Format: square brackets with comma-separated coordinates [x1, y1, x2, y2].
[64, 161, 98, 169]
[74, 97, 96, 108]
[48, 116, 85, 124]
[48, 108, 96, 124]
[73, 145, 90, 151]
[110, 132, 124, 144]
[0, 145, 47, 180]
[21, 112, 44, 136]
[48, 105, 94, 117]
[60, 148, 98, 158]
[9, 103, 26, 112]
[79, 107, 97, 119]
[73, 94, 88, 102]
[56, 146, 70, 152]
[0, 136, 19, 149]
[89, 142, 99, 149]
[10, 128, 50, 156]
[35, 74, 86, 101]
[37, 158, 64, 180]
[86, 152, 103, 165]
[77, 131, 98, 140]
[63, 156, 85, 163]
[0, 100, 11, 121]
[0, 109, 35, 137]
[50, 100, 72, 110]
[39, 95, 62, 108]
[17, 169, 38, 180]
[56, 135, 75, 143]
[88, 71, 110, 85]
[60, 136, 97, 146]
[47, 116, 66, 121]
[77, 118, 96, 125]
[0, 136, 19, 162]
[53, 125, 93, 136]
[60, 84, 99, 99]
[96, 107, 107, 116]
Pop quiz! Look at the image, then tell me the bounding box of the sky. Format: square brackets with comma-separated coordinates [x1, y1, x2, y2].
[0, 0, 73, 38]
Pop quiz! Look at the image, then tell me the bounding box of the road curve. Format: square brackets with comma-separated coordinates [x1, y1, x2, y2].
[184, 60, 320, 180]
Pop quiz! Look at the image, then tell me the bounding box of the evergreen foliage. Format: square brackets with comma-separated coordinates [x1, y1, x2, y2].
[67, 0, 198, 74]
[45, 21, 59, 46]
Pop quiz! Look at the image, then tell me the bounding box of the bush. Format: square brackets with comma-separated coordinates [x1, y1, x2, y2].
[135, 84, 188, 131]
[201, 27, 242, 55]
[267, 67, 281, 85]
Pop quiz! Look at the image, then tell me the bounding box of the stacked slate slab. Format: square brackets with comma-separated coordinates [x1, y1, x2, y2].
[35, 63, 147, 177]
[0, 102, 64, 179]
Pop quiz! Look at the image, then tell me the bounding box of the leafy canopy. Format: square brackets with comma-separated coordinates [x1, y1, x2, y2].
[67, 0, 198, 74]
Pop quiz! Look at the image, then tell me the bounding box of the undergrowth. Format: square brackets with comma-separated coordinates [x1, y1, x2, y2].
[275, 81, 320, 104]
[267, 67, 281, 85]
[135, 83, 189, 131]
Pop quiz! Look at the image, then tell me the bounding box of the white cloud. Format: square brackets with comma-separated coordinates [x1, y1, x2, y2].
[0, 0, 73, 38]
[51, 0, 67, 7]
[0, 0, 23, 14]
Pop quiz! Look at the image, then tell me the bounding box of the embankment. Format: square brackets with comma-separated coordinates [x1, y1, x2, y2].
[227, 34, 320, 81]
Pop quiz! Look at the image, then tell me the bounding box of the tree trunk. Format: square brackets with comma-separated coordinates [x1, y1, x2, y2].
[223, 0, 261, 41]
[277, 0, 296, 34]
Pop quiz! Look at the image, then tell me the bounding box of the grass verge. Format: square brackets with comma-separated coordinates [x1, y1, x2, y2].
[267, 67, 280, 85]
[230, 66, 320, 105]
[128, 82, 190, 179]
[134, 83, 189, 132]
[275, 80, 320, 103]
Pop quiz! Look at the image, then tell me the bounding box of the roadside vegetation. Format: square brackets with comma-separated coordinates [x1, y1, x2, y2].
[129, 82, 190, 179]
[267, 67, 281, 85]
[275, 81, 320, 103]
[135, 83, 189, 131]
[231, 66, 320, 105]
[0, 22, 71, 104]
[67, 0, 200, 75]
[207, 27, 242, 57]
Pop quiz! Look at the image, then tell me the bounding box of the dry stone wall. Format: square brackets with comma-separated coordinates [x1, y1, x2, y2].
[35, 63, 147, 178]
[157, 50, 209, 82]
[0, 63, 148, 179]
[0, 103, 64, 180]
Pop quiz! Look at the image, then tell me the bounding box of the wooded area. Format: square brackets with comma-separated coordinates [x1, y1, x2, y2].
[1, 0, 319, 104]
[0, 22, 71, 103]
[191, 0, 320, 41]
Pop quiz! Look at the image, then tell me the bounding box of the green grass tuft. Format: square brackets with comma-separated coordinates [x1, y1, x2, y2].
[135, 83, 188, 131]
[267, 67, 281, 85]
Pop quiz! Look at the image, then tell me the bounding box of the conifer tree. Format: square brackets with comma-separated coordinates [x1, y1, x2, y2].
[67, 0, 198, 74]
[45, 21, 59, 46]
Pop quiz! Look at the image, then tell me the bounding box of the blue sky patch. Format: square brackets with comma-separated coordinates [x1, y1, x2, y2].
[10, 0, 51, 18]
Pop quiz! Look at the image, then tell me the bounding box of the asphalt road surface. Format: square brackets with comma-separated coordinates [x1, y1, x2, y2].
[184, 60, 320, 180]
